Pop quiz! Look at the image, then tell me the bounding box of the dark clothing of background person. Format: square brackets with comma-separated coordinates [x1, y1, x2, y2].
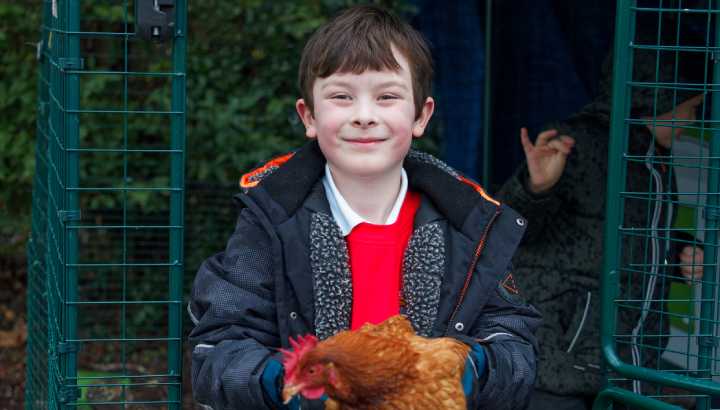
[497, 33, 707, 407]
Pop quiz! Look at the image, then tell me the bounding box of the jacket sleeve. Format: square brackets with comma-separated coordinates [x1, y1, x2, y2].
[463, 264, 542, 410]
[495, 164, 564, 244]
[495, 123, 590, 244]
[187, 206, 280, 410]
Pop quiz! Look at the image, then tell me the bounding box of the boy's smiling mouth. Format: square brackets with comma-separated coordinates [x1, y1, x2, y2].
[343, 137, 387, 144]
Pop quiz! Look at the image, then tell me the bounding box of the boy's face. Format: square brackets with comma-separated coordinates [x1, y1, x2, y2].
[648, 94, 704, 148]
[296, 48, 434, 182]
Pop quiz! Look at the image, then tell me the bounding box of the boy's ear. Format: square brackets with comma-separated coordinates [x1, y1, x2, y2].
[296, 99, 317, 138]
[412, 97, 435, 138]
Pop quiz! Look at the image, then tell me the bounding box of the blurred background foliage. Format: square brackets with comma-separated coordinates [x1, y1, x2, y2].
[1, 0, 439, 259]
[3, 3, 432, 404]
[185, 0, 431, 184]
[0, 3, 40, 255]
[2, 1, 442, 357]
[182, 0, 434, 303]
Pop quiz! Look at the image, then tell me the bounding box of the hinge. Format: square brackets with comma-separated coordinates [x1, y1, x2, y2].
[58, 210, 82, 222]
[57, 341, 80, 354]
[58, 386, 80, 403]
[58, 57, 84, 70]
[36, 39, 44, 61]
[703, 206, 720, 222]
[136, 0, 176, 41]
[698, 335, 719, 349]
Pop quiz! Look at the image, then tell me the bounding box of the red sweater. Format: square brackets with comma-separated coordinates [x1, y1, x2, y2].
[347, 191, 421, 330]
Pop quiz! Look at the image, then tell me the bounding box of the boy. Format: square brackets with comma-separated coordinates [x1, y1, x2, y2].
[188, 5, 540, 410]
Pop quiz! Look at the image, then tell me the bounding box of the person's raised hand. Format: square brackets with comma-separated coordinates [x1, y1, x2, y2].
[520, 127, 575, 194]
[679, 245, 704, 284]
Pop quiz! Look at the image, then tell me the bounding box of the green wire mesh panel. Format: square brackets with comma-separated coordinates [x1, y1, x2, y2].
[27, 1, 186, 408]
[600, 1, 720, 409]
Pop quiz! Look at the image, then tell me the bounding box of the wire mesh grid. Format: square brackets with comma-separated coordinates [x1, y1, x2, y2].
[27, 0, 186, 408]
[602, 1, 720, 408]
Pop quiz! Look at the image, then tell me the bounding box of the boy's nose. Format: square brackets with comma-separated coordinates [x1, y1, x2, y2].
[351, 101, 378, 128]
[352, 117, 377, 128]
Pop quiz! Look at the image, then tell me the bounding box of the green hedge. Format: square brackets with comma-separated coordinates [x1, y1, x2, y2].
[0, 3, 41, 253]
[182, 0, 435, 303]
[2, 1, 439, 256]
[185, 1, 430, 184]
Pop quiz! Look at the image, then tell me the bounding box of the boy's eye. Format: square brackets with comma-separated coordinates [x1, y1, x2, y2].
[331, 94, 351, 100]
[379, 94, 399, 101]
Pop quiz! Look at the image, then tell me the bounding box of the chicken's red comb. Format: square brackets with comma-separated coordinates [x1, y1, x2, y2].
[281, 334, 318, 381]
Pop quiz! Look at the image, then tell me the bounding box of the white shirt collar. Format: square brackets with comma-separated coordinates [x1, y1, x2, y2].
[322, 164, 408, 236]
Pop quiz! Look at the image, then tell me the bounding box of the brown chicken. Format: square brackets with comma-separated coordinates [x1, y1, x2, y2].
[281, 314, 471, 410]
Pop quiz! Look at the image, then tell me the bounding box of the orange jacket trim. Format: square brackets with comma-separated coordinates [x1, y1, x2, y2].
[239, 152, 295, 189]
[457, 175, 501, 206]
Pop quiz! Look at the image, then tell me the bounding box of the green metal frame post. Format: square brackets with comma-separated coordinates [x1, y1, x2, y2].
[693, 8, 720, 410]
[168, 0, 187, 408]
[61, 2, 81, 408]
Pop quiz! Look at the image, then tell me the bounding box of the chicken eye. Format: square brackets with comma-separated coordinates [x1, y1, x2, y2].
[308, 368, 316, 374]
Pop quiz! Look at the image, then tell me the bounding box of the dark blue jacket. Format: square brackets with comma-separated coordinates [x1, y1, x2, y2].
[188, 141, 541, 409]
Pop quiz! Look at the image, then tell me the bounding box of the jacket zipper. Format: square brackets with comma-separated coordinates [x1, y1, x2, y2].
[566, 291, 592, 353]
[445, 207, 502, 335]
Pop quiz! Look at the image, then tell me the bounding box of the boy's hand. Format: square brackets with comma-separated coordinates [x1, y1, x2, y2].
[520, 128, 575, 194]
[679, 245, 704, 284]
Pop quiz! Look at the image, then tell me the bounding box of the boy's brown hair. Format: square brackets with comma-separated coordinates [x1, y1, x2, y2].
[298, 5, 433, 118]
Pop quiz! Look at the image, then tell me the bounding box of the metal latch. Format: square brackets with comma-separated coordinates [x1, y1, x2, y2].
[58, 210, 82, 222]
[57, 341, 80, 354]
[136, 0, 176, 41]
[58, 387, 80, 403]
[58, 58, 84, 70]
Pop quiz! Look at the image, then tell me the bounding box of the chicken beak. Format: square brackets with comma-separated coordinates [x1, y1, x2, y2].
[282, 382, 304, 404]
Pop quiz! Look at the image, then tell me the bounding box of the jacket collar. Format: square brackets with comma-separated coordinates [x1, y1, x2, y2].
[303, 179, 445, 228]
[245, 141, 517, 339]
[252, 140, 500, 237]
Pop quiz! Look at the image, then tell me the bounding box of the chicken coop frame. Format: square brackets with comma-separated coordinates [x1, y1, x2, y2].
[26, 0, 186, 408]
[599, 0, 720, 409]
